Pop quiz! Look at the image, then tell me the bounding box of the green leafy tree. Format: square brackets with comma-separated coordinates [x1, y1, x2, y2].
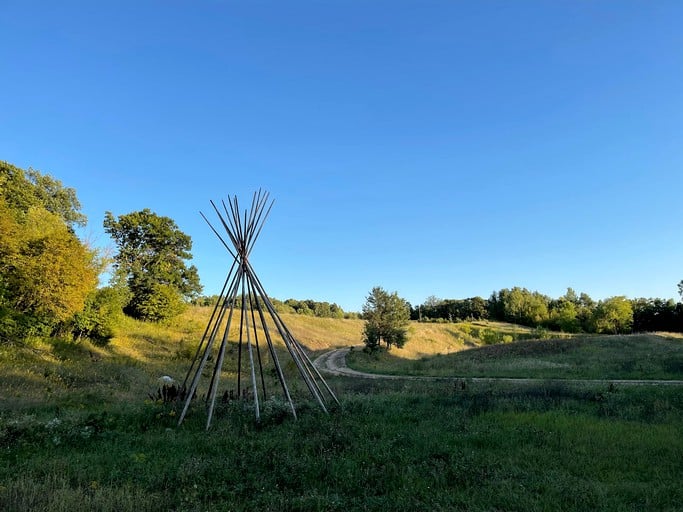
[280, 298, 345, 318]
[563, 287, 579, 304]
[591, 296, 633, 334]
[0, 162, 103, 343]
[548, 300, 580, 333]
[576, 292, 596, 332]
[362, 286, 410, 350]
[314, 302, 332, 318]
[632, 297, 681, 332]
[0, 201, 98, 322]
[492, 287, 550, 327]
[0, 161, 86, 229]
[104, 209, 202, 321]
[0, 206, 99, 343]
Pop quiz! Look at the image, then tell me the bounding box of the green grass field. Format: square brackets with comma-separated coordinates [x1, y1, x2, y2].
[347, 333, 683, 381]
[1, 308, 682, 511]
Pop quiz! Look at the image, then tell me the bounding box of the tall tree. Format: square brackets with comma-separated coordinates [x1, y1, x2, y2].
[492, 287, 550, 326]
[0, 160, 86, 229]
[591, 296, 633, 334]
[104, 209, 202, 321]
[3, 206, 98, 321]
[548, 299, 580, 333]
[1, 163, 99, 342]
[362, 286, 410, 350]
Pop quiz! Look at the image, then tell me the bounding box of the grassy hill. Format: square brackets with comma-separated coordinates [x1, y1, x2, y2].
[348, 333, 683, 380]
[2, 307, 683, 511]
[3, 308, 681, 410]
[0, 306, 365, 409]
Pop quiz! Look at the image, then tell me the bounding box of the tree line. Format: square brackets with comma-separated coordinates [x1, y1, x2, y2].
[192, 295, 357, 319]
[3, 160, 682, 348]
[412, 287, 683, 334]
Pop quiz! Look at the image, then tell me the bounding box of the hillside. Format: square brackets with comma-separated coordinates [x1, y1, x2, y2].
[347, 333, 683, 381]
[0, 306, 364, 408]
[1, 308, 546, 405]
[2, 307, 683, 511]
[4, 307, 681, 412]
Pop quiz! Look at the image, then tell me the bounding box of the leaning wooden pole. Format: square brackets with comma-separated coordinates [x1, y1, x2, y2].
[177, 190, 339, 427]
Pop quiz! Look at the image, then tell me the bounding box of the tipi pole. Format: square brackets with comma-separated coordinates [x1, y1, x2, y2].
[236, 279, 245, 397]
[247, 261, 339, 405]
[178, 190, 339, 425]
[246, 268, 328, 413]
[250, 278, 297, 419]
[201, 210, 237, 260]
[181, 265, 232, 392]
[246, 276, 268, 401]
[178, 263, 241, 427]
[205, 270, 242, 429]
[202, 264, 242, 405]
[242, 276, 260, 421]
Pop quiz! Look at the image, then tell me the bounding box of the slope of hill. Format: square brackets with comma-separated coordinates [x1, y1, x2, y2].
[0, 306, 364, 408]
[5, 306, 679, 411]
[347, 333, 683, 381]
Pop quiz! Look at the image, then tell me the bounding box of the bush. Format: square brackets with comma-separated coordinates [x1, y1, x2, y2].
[0, 308, 54, 344]
[458, 323, 472, 336]
[481, 328, 500, 345]
[125, 284, 186, 322]
[71, 286, 128, 343]
[534, 326, 551, 340]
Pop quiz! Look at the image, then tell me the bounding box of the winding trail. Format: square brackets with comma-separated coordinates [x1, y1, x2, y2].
[313, 347, 683, 386]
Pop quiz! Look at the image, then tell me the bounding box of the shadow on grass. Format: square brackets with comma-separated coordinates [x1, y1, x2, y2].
[348, 334, 683, 381]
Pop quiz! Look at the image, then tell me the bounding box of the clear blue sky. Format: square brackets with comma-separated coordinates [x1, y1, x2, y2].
[2, 1, 682, 312]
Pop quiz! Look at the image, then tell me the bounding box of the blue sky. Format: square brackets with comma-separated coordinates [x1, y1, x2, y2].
[2, 1, 682, 312]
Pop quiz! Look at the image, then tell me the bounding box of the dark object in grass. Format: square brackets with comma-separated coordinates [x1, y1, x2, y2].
[220, 388, 254, 403]
[149, 383, 179, 403]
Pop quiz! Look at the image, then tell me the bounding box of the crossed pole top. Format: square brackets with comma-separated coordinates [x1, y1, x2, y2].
[200, 188, 274, 265]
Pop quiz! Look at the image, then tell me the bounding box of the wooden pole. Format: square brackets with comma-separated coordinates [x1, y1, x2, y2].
[205, 270, 240, 430]
[181, 264, 233, 393]
[243, 276, 260, 421]
[178, 190, 339, 427]
[246, 276, 268, 401]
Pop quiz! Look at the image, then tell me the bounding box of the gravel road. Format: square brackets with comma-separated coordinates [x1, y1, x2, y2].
[313, 347, 683, 386]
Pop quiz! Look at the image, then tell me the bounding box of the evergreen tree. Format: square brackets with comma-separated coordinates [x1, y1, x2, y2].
[362, 286, 410, 350]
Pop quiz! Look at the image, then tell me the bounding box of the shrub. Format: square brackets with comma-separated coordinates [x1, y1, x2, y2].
[125, 284, 186, 322]
[481, 328, 500, 345]
[534, 326, 551, 340]
[71, 286, 128, 343]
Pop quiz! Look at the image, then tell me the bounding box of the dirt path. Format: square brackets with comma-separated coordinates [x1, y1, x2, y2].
[313, 347, 683, 386]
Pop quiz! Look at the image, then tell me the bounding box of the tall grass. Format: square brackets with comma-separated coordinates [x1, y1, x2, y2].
[1, 380, 682, 511]
[0, 306, 363, 410]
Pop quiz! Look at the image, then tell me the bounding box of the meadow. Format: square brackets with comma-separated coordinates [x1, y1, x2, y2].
[347, 332, 683, 381]
[1, 307, 682, 511]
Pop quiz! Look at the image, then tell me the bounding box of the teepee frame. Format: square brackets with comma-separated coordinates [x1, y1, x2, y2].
[178, 190, 339, 429]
